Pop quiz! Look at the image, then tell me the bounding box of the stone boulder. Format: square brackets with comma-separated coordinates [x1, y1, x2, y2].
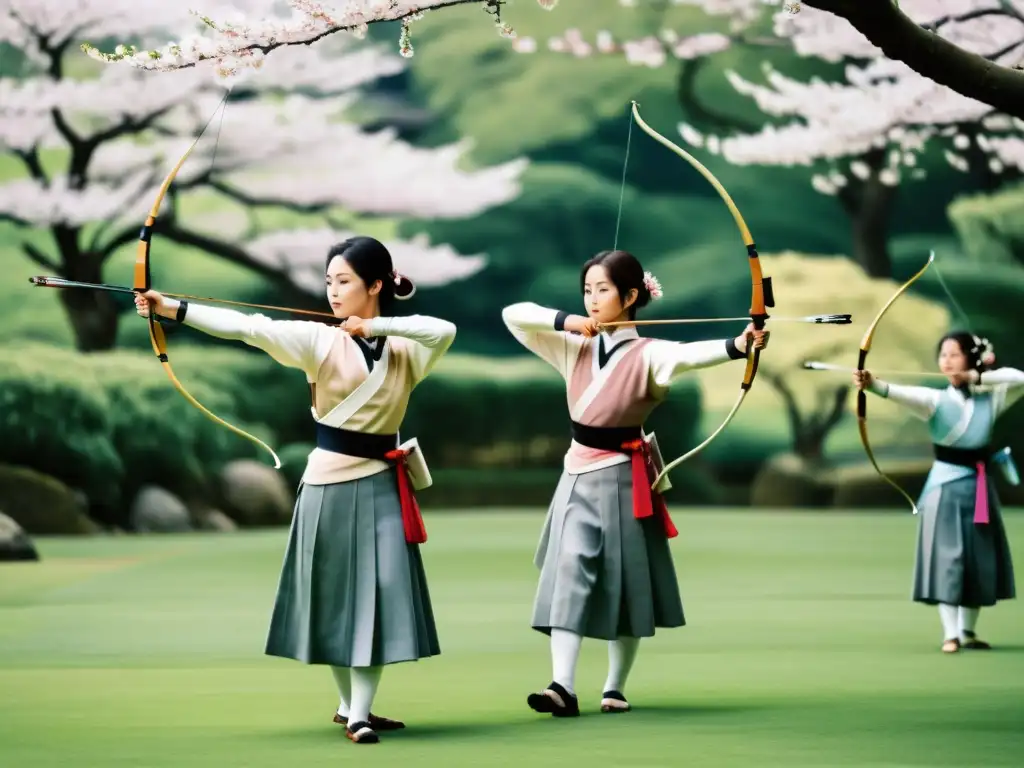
[0, 464, 100, 535]
[129, 486, 194, 533]
[194, 508, 239, 533]
[0, 511, 39, 561]
[218, 460, 295, 527]
[831, 459, 930, 509]
[749, 453, 836, 508]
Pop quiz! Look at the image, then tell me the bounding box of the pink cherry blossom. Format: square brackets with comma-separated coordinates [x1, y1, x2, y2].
[521, 0, 1024, 194]
[0, 0, 527, 298]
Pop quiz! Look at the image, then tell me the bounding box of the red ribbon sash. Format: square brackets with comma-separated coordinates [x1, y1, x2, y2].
[974, 460, 990, 525]
[384, 449, 428, 545]
[621, 439, 678, 539]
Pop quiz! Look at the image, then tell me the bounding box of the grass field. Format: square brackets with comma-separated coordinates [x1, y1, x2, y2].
[2, 509, 1023, 767]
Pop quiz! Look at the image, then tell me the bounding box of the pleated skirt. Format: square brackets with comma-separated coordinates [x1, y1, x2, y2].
[531, 462, 684, 640]
[913, 475, 1016, 608]
[264, 469, 440, 667]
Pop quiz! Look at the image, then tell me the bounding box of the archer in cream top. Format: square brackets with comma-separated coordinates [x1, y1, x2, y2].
[179, 303, 456, 485]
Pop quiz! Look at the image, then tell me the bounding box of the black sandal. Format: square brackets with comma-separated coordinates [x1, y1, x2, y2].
[941, 637, 961, 654]
[345, 720, 379, 744]
[600, 690, 632, 713]
[527, 681, 580, 717]
[961, 630, 992, 650]
[334, 712, 406, 730]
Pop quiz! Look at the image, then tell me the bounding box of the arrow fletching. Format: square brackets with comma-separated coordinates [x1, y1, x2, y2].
[805, 314, 852, 324]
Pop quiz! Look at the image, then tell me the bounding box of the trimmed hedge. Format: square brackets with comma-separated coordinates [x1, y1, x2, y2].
[0, 344, 271, 526]
[0, 343, 715, 521]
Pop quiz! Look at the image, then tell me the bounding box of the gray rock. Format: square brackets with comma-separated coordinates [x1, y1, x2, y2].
[0, 464, 100, 535]
[195, 509, 239, 533]
[130, 486, 194, 533]
[0, 511, 39, 562]
[218, 460, 294, 526]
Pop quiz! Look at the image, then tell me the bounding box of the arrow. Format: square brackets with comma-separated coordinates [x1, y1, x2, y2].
[600, 313, 852, 328]
[802, 361, 950, 379]
[29, 275, 339, 321]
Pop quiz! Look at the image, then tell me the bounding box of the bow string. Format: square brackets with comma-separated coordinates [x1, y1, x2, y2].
[854, 250, 935, 514]
[135, 93, 282, 469]
[621, 101, 775, 489]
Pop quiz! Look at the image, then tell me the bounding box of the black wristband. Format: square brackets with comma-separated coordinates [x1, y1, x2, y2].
[554, 310, 569, 332]
[175, 300, 189, 323]
[725, 336, 746, 360]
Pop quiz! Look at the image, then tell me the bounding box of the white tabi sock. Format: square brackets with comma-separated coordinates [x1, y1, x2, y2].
[331, 666, 351, 718]
[348, 666, 383, 726]
[550, 628, 583, 696]
[938, 603, 959, 641]
[958, 606, 981, 637]
[604, 636, 640, 693]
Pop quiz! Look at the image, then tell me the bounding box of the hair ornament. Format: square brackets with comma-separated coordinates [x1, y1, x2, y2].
[642, 271, 663, 301]
[979, 337, 996, 366]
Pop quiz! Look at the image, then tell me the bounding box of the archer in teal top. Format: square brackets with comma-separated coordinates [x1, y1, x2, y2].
[854, 331, 1021, 654]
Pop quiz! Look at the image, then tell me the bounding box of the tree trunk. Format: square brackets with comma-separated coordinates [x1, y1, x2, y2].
[837, 148, 896, 278]
[56, 254, 121, 352]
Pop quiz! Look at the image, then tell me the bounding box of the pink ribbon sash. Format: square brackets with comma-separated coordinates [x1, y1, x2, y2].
[974, 461, 990, 525]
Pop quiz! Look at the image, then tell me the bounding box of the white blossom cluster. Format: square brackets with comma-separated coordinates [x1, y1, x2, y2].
[81, 0, 561, 71]
[1, 0, 528, 295]
[247, 228, 488, 295]
[520, 0, 1024, 195]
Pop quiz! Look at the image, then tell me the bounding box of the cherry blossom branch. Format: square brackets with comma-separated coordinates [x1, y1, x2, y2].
[203, 178, 338, 215]
[923, 7, 1022, 31]
[81, 0, 534, 72]
[159, 222, 304, 285]
[22, 241, 62, 273]
[11, 148, 49, 186]
[801, 0, 1024, 119]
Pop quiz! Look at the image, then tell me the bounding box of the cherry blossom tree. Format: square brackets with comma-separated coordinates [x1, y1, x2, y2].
[83, 0, 1024, 123]
[514, 0, 1024, 278]
[0, 0, 527, 351]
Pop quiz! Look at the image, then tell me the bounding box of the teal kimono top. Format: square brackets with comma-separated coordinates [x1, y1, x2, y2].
[868, 367, 1024, 500]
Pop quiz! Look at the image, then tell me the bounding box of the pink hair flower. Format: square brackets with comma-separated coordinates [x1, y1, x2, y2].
[643, 271, 663, 300]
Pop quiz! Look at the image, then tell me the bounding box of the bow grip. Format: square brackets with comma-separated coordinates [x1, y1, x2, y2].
[855, 348, 870, 419]
[747, 244, 775, 311]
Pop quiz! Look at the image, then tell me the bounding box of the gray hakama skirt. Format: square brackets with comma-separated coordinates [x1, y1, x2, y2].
[264, 469, 440, 668]
[531, 462, 684, 640]
[913, 475, 1016, 608]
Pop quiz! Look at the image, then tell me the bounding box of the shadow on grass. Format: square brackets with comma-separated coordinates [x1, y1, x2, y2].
[257, 702, 767, 744]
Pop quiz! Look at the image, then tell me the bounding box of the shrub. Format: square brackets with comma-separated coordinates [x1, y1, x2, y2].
[0, 343, 273, 525]
[0, 341, 714, 517]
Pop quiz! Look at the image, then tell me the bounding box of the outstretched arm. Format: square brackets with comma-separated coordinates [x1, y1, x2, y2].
[367, 314, 457, 383]
[646, 336, 748, 390]
[138, 291, 331, 379]
[864, 378, 940, 421]
[501, 302, 585, 380]
[978, 367, 1024, 414]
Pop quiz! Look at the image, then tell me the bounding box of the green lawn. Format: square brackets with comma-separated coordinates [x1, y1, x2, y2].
[2, 509, 1023, 767]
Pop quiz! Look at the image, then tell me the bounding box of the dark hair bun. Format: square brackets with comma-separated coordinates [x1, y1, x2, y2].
[634, 284, 652, 310]
[393, 272, 416, 300]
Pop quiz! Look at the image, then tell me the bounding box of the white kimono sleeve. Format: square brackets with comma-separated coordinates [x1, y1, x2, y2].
[978, 367, 1024, 415]
[501, 302, 584, 380]
[868, 380, 940, 420]
[175, 301, 333, 380]
[366, 314, 457, 384]
[646, 337, 747, 391]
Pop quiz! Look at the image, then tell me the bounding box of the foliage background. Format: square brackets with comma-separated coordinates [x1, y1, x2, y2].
[2, 0, 1024, 526]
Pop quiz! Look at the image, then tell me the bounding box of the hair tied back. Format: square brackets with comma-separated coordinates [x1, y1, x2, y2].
[391, 269, 417, 301]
